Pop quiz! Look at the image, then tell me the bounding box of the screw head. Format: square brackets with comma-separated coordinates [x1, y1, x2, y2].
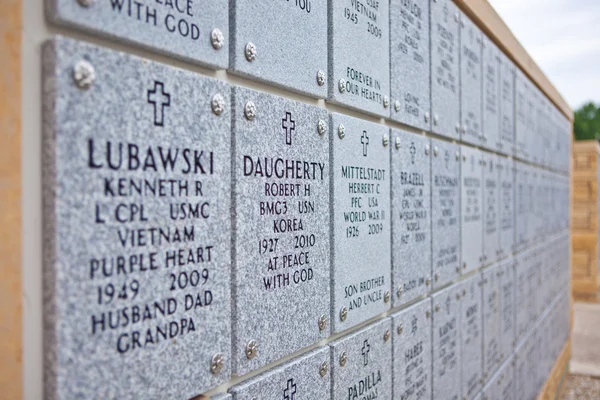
[384, 290, 391, 303]
[382, 134, 389, 147]
[455, 123, 461, 133]
[463, 262, 467, 269]
[319, 361, 329, 377]
[339, 351, 348, 367]
[338, 124, 346, 139]
[338, 79, 347, 93]
[76, 0, 94, 7]
[211, 353, 225, 374]
[318, 314, 327, 331]
[317, 119, 327, 136]
[455, 151, 460, 160]
[317, 70, 326, 86]
[340, 306, 348, 321]
[454, 12, 459, 22]
[211, 28, 225, 50]
[434, 146, 439, 157]
[394, 100, 401, 111]
[395, 136, 401, 149]
[426, 277, 431, 286]
[425, 144, 430, 155]
[245, 340, 258, 359]
[435, 304, 440, 312]
[73, 60, 96, 89]
[383, 329, 391, 342]
[383, 96, 390, 108]
[433, 114, 439, 125]
[424, 112, 430, 123]
[245, 42, 257, 62]
[434, 273, 439, 281]
[456, 293, 461, 300]
[211, 93, 226, 115]
[397, 324, 404, 335]
[456, 266, 461, 273]
[244, 101, 257, 120]
[426, 310, 431, 318]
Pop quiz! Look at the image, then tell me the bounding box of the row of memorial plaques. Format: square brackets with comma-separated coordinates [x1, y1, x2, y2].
[42, 37, 571, 399]
[47, 0, 572, 168]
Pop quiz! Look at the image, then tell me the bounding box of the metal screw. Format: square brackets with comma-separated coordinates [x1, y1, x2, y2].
[425, 144, 430, 155]
[455, 123, 461, 133]
[318, 314, 327, 331]
[463, 262, 467, 269]
[462, 155, 466, 162]
[339, 351, 348, 367]
[244, 101, 257, 120]
[211, 28, 225, 50]
[211, 353, 225, 374]
[397, 324, 404, 335]
[245, 42, 257, 62]
[426, 310, 431, 318]
[383, 329, 391, 342]
[456, 293, 461, 300]
[383, 96, 390, 108]
[76, 0, 94, 7]
[456, 266, 461, 273]
[394, 100, 401, 111]
[435, 304, 440, 312]
[384, 290, 391, 303]
[382, 134, 389, 147]
[316, 70, 326, 86]
[245, 340, 258, 359]
[454, 12, 459, 22]
[424, 112, 430, 123]
[317, 119, 327, 136]
[338, 79, 346, 93]
[211, 93, 226, 115]
[426, 277, 431, 286]
[462, 289, 466, 296]
[397, 285, 403, 297]
[395, 137, 401, 149]
[433, 146, 439, 157]
[433, 114, 439, 125]
[73, 60, 95, 89]
[455, 151, 460, 160]
[338, 124, 346, 139]
[340, 306, 348, 321]
[319, 361, 328, 377]
[434, 273, 439, 281]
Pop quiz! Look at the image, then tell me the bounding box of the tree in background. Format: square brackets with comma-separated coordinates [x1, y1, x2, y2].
[574, 102, 600, 141]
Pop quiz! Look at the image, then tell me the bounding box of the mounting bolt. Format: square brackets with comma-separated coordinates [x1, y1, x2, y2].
[338, 79, 347, 93]
[455, 123, 461, 133]
[211, 93, 226, 116]
[339, 351, 348, 367]
[434, 146, 439, 157]
[395, 137, 401, 149]
[383, 96, 390, 108]
[426, 277, 431, 286]
[397, 324, 404, 335]
[245, 42, 257, 62]
[383, 329, 391, 342]
[318, 314, 327, 331]
[338, 124, 346, 139]
[434, 273, 439, 281]
[455, 151, 460, 160]
[317, 70, 326, 86]
[340, 306, 348, 322]
[433, 114, 439, 125]
[382, 134, 389, 147]
[397, 285, 403, 297]
[384, 290, 391, 303]
[210, 353, 225, 374]
[424, 112, 430, 123]
[319, 361, 328, 377]
[394, 100, 401, 111]
[426, 310, 431, 318]
[244, 101, 257, 120]
[454, 12, 460, 22]
[317, 119, 327, 136]
[211, 28, 225, 50]
[245, 340, 258, 360]
[435, 304, 440, 312]
[73, 60, 96, 89]
[425, 144, 430, 155]
[76, 0, 94, 7]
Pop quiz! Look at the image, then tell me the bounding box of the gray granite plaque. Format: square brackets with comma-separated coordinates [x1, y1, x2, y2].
[515, 162, 528, 251]
[431, 0, 460, 140]
[482, 35, 500, 153]
[514, 69, 528, 161]
[498, 259, 514, 365]
[524, 82, 537, 164]
[460, 145, 483, 274]
[483, 152, 500, 266]
[514, 251, 530, 343]
[232, 87, 330, 374]
[498, 52, 515, 156]
[230, 0, 327, 98]
[390, 0, 431, 130]
[432, 284, 461, 400]
[391, 129, 431, 306]
[48, 0, 228, 69]
[526, 165, 537, 245]
[483, 356, 515, 400]
[498, 157, 514, 259]
[330, 319, 393, 400]
[482, 264, 501, 380]
[460, 274, 483, 400]
[431, 138, 461, 289]
[331, 113, 391, 332]
[329, 0, 390, 116]
[229, 347, 330, 400]
[43, 37, 231, 399]
[391, 298, 432, 400]
[459, 12, 483, 146]
[529, 168, 540, 243]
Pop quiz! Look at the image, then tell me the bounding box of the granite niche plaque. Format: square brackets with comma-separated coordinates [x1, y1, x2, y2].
[43, 38, 231, 398]
[329, 0, 390, 116]
[391, 129, 431, 306]
[432, 284, 461, 400]
[514, 251, 530, 343]
[431, 138, 460, 289]
[483, 356, 515, 400]
[330, 113, 391, 332]
[482, 264, 501, 381]
[483, 152, 500, 265]
[48, 0, 229, 69]
[460, 145, 483, 274]
[498, 156, 514, 259]
[230, 0, 327, 98]
[482, 35, 500, 152]
[229, 347, 330, 400]
[460, 274, 483, 400]
[390, 0, 431, 130]
[499, 52, 515, 155]
[515, 162, 528, 251]
[330, 319, 393, 400]
[431, 0, 460, 140]
[391, 298, 432, 400]
[459, 12, 483, 146]
[232, 87, 330, 374]
[498, 259, 515, 365]
[514, 70, 529, 161]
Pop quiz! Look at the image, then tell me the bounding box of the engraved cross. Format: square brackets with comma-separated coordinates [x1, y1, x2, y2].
[361, 131, 369, 157]
[282, 112, 295, 146]
[283, 378, 297, 400]
[362, 339, 370, 366]
[147, 81, 171, 127]
[410, 141, 416, 164]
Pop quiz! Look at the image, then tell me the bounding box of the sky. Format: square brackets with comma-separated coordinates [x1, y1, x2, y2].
[489, 0, 600, 110]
